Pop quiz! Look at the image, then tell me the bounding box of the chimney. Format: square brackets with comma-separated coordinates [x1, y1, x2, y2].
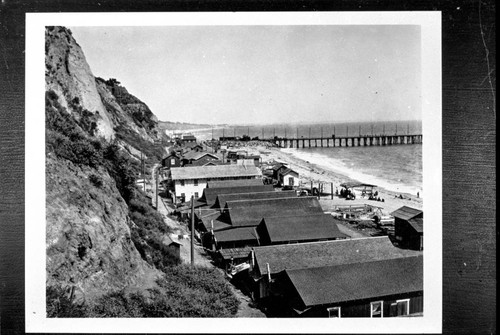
[266, 262, 271, 282]
[250, 249, 255, 268]
[210, 220, 214, 233]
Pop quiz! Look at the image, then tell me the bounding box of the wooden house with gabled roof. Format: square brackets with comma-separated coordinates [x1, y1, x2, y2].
[214, 190, 296, 212]
[250, 236, 422, 301]
[281, 255, 423, 317]
[256, 214, 348, 245]
[200, 184, 273, 206]
[222, 196, 323, 227]
[391, 206, 423, 250]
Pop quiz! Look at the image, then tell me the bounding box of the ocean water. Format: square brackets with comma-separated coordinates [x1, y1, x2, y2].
[189, 121, 423, 197]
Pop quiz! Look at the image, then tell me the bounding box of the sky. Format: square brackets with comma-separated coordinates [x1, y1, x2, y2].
[70, 25, 421, 125]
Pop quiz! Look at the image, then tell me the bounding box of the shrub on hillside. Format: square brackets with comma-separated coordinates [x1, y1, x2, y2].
[46, 286, 87, 317]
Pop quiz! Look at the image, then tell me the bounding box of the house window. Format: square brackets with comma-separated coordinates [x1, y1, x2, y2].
[288, 177, 294, 186]
[394, 299, 410, 316]
[171, 158, 176, 165]
[180, 193, 185, 200]
[194, 192, 199, 199]
[194, 179, 198, 186]
[370, 301, 383, 318]
[327, 307, 341, 318]
[180, 180, 185, 186]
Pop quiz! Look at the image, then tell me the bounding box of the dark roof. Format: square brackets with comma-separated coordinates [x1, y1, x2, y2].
[390, 206, 423, 221]
[202, 185, 273, 206]
[340, 182, 377, 188]
[215, 190, 296, 211]
[226, 196, 324, 227]
[253, 236, 422, 276]
[199, 212, 231, 232]
[279, 168, 299, 177]
[260, 214, 347, 243]
[207, 179, 264, 188]
[182, 135, 197, 140]
[286, 255, 423, 307]
[218, 247, 253, 260]
[183, 151, 219, 161]
[408, 218, 423, 233]
[189, 159, 225, 167]
[272, 164, 288, 171]
[214, 227, 259, 243]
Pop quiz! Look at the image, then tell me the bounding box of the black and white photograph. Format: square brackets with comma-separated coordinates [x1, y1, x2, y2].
[24, 11, 442, 333]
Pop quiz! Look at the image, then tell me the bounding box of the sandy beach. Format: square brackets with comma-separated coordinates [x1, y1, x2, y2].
[223, 141, 423, 215]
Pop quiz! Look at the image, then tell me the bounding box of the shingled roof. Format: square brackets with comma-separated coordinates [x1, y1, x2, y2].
[183, 151, 219, 161]
[253, 236, 422, 276]
[214, 227, 259, 243]
[225, 196, 323, 227]
[285, 255, 423, 307]
[202, 184, 273, 206]
[259, 214, 347, 244]
[214, 190, 296, 211]
[170, 165, 262, 181]
[390, 206, 423, 221]
[207, 179, 264, 188]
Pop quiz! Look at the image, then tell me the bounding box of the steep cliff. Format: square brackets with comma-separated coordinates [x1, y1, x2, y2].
[45, 154, 161, 301]
[45, 26, 163, 155]
[45, 26, 166, 302]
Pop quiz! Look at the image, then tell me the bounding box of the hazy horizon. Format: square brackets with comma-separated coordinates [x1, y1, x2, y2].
[71, 25, 421, 125]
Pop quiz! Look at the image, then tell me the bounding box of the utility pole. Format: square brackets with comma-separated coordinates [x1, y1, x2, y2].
[191, 195, 194, 265]
[396, 124, 398, 135]
[155, 166, 159, 209]
[359, 125, 361, 136]
[346, 125, 349, 137]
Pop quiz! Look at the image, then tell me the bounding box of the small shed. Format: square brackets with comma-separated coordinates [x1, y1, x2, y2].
[391, 206, 423, 250]
[163, 235, 182, 260]
[340, 182, 377, 199]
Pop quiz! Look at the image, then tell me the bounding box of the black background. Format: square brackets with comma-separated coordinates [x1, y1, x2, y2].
[0, 0, 496, 333]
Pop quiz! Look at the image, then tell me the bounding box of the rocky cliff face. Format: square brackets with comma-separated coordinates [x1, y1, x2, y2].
[45, 26, 162, 147]
[45, 26, 165, 302]
[46, 154, 161, 301]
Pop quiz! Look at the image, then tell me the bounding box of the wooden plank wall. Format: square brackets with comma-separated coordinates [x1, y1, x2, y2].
[0, 1, 495, 334]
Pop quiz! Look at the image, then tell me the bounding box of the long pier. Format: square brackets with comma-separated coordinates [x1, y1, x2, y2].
[219, 134, 422, 148]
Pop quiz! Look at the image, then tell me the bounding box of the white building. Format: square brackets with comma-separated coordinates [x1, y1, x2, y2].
[170, 165, 262, 202]
[278, 167, 300, 188]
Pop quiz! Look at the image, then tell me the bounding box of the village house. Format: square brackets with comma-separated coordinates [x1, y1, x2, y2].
[280, 255, 423, 317]
[249, 236, 422, 305]
[208, 197, 325, 251]
[161, 152, 182, 169]
[256, 214, 347, 245]
[277, 167, 300, 188]
[226, 149, 261, 166]
[181, 151, 220, 167]
[181, 134, 197, 144]
[391, 206, 423, 250]
[200, 184, 274, 207]
[168, 164, 262, 203]
[182, 142, 204, 152]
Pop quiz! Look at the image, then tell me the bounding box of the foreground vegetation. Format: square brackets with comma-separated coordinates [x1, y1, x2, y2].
[47, 266, 239, 318]
[46, 90, 239, 317]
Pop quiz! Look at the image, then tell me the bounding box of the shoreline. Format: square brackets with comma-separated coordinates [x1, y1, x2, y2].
[226, 142, 423, 214]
